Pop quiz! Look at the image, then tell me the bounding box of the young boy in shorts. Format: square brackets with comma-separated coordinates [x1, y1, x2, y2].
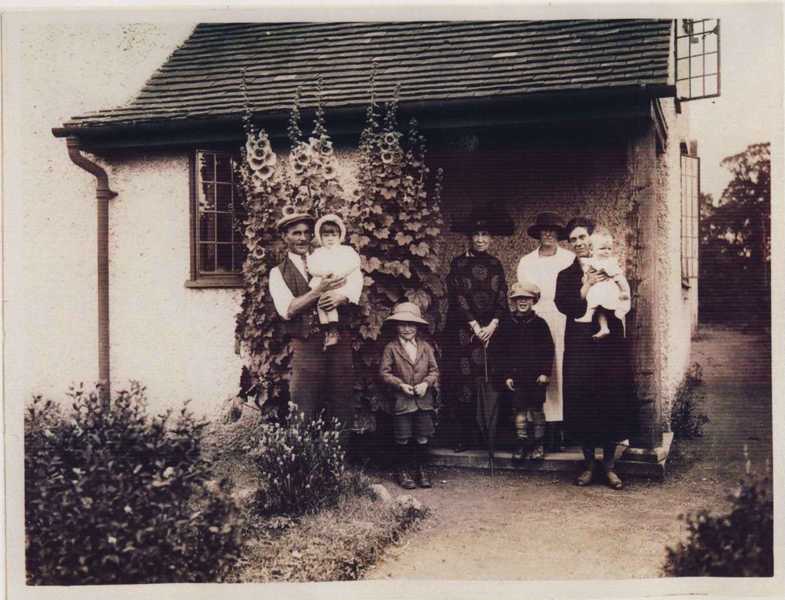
[497, 281, 555, 461]
[380, 302, 439, 489]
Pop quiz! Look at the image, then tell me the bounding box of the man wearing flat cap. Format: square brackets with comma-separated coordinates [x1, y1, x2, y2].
[268, 210, 363, 438]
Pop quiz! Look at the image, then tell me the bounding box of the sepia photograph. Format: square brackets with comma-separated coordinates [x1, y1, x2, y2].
[3, 2, 782, 598]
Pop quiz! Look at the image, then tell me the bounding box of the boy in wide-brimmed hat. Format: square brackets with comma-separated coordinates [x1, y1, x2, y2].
[379, 302, 440, 489]
[495, 281, 555, 461]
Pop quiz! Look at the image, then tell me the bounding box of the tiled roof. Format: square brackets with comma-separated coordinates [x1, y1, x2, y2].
[65, 20, 673, 129]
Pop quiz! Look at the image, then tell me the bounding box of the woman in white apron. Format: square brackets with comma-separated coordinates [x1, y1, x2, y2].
[516, 212, 574, 430]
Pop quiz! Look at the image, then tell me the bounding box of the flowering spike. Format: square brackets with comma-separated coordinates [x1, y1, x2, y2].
[287, 86, 303, 151]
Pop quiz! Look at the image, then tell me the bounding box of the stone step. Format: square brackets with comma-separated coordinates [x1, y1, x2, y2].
[427, 432, 673, 480]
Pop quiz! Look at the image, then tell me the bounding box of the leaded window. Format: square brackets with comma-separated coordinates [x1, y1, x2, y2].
[188, 149, 246, 287]
[680, 153, 700, 285]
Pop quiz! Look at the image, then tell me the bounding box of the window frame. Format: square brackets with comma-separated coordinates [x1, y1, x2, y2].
[186, 148, 246, 289]
[680, 153, 700, 288]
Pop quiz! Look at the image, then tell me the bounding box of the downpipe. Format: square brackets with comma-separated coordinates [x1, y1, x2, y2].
[64, 136, 118, 405]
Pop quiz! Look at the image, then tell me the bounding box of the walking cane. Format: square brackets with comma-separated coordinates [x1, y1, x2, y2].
[482, 343, 496, 478]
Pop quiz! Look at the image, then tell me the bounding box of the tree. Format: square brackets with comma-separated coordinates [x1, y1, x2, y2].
[699, 142, 770, 324]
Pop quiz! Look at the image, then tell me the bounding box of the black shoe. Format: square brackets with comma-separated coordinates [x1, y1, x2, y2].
[512, 444, 527, 462]
[397, 469, 417, 490]
[417, 466, 432, 488]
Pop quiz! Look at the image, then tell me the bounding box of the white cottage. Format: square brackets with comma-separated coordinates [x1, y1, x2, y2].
[12, 19, 720, 476]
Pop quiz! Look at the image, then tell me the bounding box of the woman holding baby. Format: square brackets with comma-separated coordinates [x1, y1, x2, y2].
[554, 216, 634, 490]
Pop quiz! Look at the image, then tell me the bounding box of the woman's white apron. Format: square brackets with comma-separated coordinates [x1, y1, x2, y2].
[516, 246, 575, 422]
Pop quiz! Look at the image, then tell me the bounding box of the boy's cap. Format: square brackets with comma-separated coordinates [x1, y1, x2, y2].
[384, 302, 429, 325]
[509, 281, 541, 300]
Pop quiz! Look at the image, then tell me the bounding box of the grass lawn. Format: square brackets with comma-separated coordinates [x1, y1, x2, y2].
[205, 410, 429, 583]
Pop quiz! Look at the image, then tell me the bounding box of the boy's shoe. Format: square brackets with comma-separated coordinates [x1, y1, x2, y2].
[528, 445, 545, 460]
[512, 443, 527, 462]
[416, 466, 432, 488]
[397, 469, 417, 490]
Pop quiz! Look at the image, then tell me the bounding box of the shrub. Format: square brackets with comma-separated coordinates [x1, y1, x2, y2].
[25, 383, 241, 585]
[670, 362, 709, 439]
[250, 403, 349, 516]
[663, 474, 773, 576]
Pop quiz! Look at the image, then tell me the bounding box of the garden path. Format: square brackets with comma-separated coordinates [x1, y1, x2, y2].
[363, 323, 772, 580]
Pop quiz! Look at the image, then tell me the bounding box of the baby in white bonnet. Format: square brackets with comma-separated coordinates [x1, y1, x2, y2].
[307, 213, 362, 348]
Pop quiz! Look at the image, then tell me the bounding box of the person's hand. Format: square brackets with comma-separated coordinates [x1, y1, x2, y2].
[318, 290, 347, 312]
[313, 273, 346, 295]
[536, 374, 549, 385]
[414, 382, 428, 397]
[400, 383, 415, 396]
[505, 378, 515, 391]
[479, 320, 498, 345]
[583, 268, 609, 287]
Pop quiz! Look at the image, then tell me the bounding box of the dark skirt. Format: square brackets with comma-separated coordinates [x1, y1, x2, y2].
[562, 316, 635, 445]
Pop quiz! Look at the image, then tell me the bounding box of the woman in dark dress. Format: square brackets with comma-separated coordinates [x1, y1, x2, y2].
[554, 217, 634, 490]
[445, 214, 510, 452]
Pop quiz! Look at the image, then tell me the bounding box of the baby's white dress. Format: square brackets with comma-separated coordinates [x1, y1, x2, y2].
[306, 245, 362, 323]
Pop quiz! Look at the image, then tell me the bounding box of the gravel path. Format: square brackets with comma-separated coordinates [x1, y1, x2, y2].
[363, 323, 772, 580]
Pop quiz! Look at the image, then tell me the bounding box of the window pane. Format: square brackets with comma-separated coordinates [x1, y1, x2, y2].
[216, 183, 233, 211]
[233, 243, 248, 271]
[216, 244, 233, 272]
[216, 154, 233, 182]
[198, 152, 215, 182]
[200, 243, 216, 272]
[199, 183, 215, 211]
[200, 212, 216, 242]
[217, 213, 233, 242]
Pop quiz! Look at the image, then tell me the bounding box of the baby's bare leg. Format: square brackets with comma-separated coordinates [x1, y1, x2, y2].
[593, 310, 611, 340]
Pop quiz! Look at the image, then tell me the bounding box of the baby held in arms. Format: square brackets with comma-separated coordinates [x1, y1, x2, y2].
[574, 226, 631, 339]
[306, 213, 362, 348]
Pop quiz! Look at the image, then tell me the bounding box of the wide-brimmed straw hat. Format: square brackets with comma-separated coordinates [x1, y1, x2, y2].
[384, 302, 429, 325]
[276, 207, 315, 232]
[451, 203, 515, 237]
[509, 280, 541, 301]
[527, 212, 567, 240]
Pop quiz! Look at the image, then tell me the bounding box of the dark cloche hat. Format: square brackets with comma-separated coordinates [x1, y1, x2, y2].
[527, 212, 567, 240]
[452, 202, 515, 237]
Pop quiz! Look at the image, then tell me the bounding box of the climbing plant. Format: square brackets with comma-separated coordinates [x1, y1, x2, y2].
[350, 83, 447, 413]
[235, 75, 446, 422]
[235, 84, 345, 410]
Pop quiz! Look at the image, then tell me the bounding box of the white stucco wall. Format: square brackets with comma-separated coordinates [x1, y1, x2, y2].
[106, 152, 245, 414]
[656, 97, 699, 426]
[3, 18, 216, 415]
